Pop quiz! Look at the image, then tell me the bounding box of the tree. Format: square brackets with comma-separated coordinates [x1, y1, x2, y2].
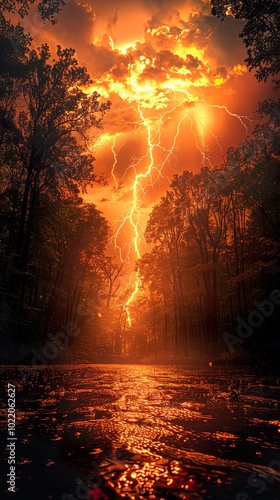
[171, 169, 232, 346]
[145, 195, 188, 353]
[211, 0, 280, 84]
[99, 257, 123, 311]
[12, 43, 110, 271]
[42, 202, 109, 336]
[0, 9, 112, 354]
[0, 0, 66, 22]
[137, 248, 177, 354]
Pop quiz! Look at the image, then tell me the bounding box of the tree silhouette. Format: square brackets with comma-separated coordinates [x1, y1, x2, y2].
[211, 0, 280, 84]
[0, 4, 111, 357]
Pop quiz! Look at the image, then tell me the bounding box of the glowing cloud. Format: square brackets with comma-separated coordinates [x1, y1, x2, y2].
[40, 0, 268, 324]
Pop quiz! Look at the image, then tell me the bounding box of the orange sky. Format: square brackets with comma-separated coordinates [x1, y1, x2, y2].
[25, 0, 274, 274]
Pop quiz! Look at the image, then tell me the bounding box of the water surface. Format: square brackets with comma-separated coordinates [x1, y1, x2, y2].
[1, 364, 280, 499]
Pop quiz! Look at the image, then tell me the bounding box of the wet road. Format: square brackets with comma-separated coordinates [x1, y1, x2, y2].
[1, 364, 280, 499]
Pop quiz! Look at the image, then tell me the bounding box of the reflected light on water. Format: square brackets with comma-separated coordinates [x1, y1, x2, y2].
[1, 364, 280, 499]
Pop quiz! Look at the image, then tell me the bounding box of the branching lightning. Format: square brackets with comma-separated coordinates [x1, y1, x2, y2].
[88, 25, 256, 327]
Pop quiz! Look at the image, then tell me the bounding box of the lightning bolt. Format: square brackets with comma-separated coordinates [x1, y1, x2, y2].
[111, 104, 157, 325]
[108, 98, 254, 327]
[86, 28, 256, 328]
[124, 104, 154, 324]
[114, 99, 201, 324]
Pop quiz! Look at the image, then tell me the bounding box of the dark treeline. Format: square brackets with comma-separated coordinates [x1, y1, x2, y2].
[129, 102, 280, 358]
[122, 0, 280, 360]
[0, 1, 120, 361]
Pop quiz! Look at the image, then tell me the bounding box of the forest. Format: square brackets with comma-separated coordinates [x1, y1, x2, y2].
[0, 0, 279, 364]
[134, 108, 280, 359]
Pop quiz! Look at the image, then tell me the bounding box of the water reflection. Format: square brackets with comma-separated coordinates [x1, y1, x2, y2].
[0, 364, 280, 499]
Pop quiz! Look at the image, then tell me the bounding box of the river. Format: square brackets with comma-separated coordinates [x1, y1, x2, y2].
[1, 364, 280, 499]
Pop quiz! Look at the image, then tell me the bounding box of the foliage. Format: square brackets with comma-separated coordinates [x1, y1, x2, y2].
[0, 0, 66, 23]
[210, 0, 280, 83]
[135, 102, 280, 356]
[0, 2, 112, 357]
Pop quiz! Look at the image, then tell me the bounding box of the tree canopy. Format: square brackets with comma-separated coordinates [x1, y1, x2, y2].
[0, 0, 112, 360]
[133, 102, 280, 357]
[0, 0, 66, 22]
[211, 0, 280, 84]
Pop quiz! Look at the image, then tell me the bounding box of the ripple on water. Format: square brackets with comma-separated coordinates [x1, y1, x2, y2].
[0, 364, 280, 499]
